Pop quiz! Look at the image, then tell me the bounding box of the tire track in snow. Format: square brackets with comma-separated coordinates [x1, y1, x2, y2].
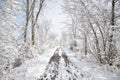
[64, 50, 94, 80]
[38, 48, 84, 80]
[38, 48, 61, 80]
[61, 52, 86, 80]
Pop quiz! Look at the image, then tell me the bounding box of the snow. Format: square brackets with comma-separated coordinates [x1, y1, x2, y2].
[25, 48, 56, 80]
[7, 47, 120, 80]
[63, 48, 120, 80]
[7, 48, 56, 80]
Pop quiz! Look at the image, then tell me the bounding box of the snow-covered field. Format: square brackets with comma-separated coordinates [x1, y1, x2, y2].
[7, 47, 120, 80]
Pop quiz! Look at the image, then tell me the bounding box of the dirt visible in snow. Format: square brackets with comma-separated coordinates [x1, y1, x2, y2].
[38, 48, 61, 80]
[38, 48, 82, 80]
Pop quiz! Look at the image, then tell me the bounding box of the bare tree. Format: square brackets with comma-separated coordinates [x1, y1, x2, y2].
[24, 0, 36, 43]
[24, 0, 45, 45]
[107, 0, 119, 65]
[63, 0, 120, 64]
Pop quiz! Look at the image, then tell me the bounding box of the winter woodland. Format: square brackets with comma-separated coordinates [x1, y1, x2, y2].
[0, 0, 120, 80]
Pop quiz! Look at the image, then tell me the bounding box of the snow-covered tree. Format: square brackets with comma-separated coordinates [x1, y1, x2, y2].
[63, 0, 120, 66]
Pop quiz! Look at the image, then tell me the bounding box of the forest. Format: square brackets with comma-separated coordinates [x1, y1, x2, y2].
[0, 0, 120, 80]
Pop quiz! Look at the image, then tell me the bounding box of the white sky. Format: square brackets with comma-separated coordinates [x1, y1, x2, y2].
[44, 0, 68, 38]
[15, 0, 68, 40]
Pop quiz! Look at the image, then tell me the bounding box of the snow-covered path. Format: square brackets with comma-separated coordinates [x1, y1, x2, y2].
[37, 47, 120, 80]
[9, 47, 120, 80]
[38, 47, 83, 80]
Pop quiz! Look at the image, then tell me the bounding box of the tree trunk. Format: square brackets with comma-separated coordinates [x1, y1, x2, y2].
[111, 0, 115, 26]
[24, 0, 29, 43]
[31, 9, 35, 45]
[84, 34, 87, 55]
[108, 0, 116, 65]
[31, 0, 45, 45]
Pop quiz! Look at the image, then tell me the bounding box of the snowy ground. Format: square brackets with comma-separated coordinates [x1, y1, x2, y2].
[8, 47, 120, 80]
